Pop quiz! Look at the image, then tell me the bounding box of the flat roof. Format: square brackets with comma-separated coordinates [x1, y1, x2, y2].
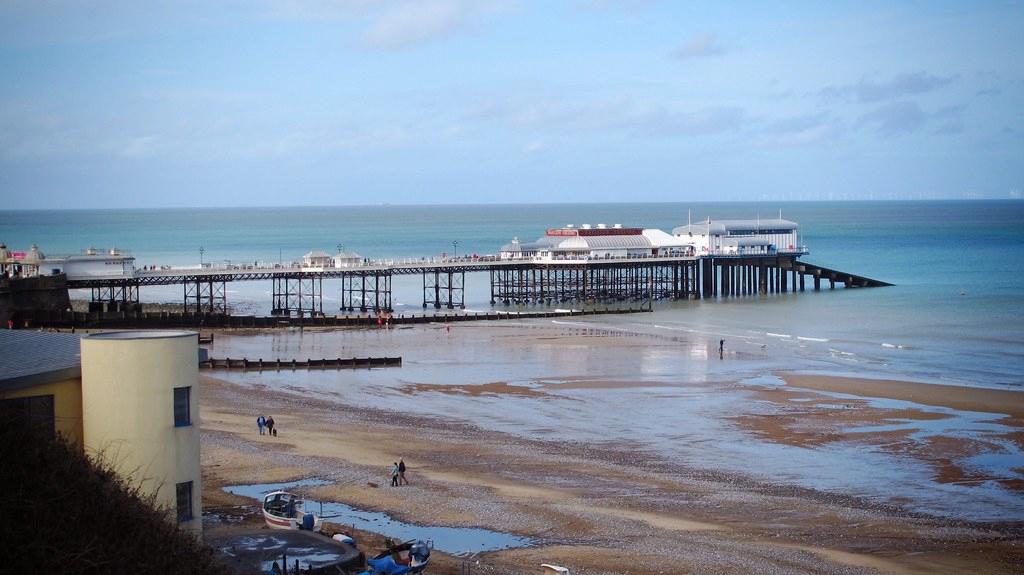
[0, 330, 82, 392]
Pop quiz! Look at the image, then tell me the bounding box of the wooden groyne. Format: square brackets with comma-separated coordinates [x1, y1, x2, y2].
[23, 306, 651, 330]
[201, 356, 401, 370]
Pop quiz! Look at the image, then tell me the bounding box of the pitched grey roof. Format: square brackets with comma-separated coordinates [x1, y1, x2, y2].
[0, 330, 81, 392]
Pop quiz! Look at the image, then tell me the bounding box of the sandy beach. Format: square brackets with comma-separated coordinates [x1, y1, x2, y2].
[200, 322, 1023, 575]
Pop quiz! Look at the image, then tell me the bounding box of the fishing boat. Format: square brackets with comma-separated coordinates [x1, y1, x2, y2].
[358, 540, 431, 575]
[262, 490, 323, 531]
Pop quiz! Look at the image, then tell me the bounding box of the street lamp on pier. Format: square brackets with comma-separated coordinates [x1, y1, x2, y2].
[452, 240, 459, 259]
[199, 246, 205, 267]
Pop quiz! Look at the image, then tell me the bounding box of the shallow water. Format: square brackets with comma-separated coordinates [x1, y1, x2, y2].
[223, 478, 532, 555]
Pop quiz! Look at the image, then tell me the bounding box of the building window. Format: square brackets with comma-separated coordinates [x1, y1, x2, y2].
[0, 394, 55, 439]
[173, 386, 191, 427]
[176, 481, 193, 522]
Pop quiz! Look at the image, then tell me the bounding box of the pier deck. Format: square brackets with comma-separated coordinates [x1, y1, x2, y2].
[56, 253, 889, 319]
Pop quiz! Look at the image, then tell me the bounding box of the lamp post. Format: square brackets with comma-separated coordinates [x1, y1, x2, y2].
[452, 240, 458, 259]
[199, 246, 205, 267]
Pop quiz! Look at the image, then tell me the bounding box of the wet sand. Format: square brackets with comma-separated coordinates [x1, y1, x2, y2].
[781, 374, 1024, 421]
[200, 323, 1024, 575]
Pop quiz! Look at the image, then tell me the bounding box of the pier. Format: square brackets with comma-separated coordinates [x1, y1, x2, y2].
[60, 255, 888, 318]
[4, 218, 891, 327]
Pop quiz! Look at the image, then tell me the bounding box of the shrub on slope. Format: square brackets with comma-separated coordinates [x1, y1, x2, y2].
[0, 425, 229, 575]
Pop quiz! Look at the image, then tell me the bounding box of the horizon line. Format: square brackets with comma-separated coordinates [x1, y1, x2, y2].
[2, 197, 1018, 212]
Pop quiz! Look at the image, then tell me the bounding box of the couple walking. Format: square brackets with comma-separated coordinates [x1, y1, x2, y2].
[390, 458, 409, 486]
[256, 415, 276, 436]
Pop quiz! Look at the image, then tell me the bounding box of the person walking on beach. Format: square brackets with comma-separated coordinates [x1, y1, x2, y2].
[257, 415, 266, 436]
[719, 339, 724, 360]
[398, 458, 408, 485]
[390, 462, 400, 487]
[266, 416, 275, 436]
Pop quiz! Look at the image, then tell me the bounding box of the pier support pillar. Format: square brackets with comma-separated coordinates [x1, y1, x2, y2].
[92, 281, 140, 312]
[342, 272, 391, 312]
[702, 259, 714, 298]
[423, 269, 464, 309]
[272, 275, 321, 317]
[185, 279, 228, 315]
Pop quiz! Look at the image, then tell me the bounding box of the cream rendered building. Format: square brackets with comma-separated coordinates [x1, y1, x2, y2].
[0, 330, 203, 536]
[81, 331, 203, 536]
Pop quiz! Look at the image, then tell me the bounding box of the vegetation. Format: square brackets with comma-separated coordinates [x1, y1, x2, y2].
[0, 425, 229, 575]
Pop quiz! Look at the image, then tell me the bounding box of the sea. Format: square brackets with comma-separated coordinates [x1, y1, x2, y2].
[4, 200, 1022, 389]
[4, 200, 1024, 520]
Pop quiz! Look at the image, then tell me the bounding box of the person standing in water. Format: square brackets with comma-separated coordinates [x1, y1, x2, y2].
[719, 339, 724, 360]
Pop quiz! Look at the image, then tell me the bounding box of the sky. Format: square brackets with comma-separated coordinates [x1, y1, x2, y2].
[0, 0, 1021, 208]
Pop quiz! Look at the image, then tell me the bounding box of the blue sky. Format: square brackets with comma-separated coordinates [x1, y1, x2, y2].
[1, 1, 1021, 208]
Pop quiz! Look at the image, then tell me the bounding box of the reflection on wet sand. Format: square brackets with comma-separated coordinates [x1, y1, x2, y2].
[200, 319, 1024, 575]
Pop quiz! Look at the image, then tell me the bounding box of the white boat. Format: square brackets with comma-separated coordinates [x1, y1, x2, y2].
[262, 490, 323, 531]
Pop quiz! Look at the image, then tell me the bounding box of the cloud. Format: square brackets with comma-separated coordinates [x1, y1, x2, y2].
[363, 0, 486, 50]
[655, 106, 745, 135]
[857, 101, 927, 136]
[820, 72, 957, 103]
[0, 102, 416, 162]
[855, 101, 968, 137]
[758, 112, 844, 146]
[931, 104, 966, 135]
[468, 97, 745, 137]
[672, 33, 727, 60]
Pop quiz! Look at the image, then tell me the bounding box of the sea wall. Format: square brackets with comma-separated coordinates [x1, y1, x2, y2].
[0, 274, 71, 327]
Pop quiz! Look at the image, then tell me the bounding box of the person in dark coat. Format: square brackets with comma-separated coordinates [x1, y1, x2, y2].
[398, 458, 408, 485]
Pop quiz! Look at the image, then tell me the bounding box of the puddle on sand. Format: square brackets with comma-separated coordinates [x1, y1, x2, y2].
[224, 479, 533, 556]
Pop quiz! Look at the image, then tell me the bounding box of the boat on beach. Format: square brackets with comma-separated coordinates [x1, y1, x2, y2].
[358, 540, 431, 575]
[262, 490, 323, 531]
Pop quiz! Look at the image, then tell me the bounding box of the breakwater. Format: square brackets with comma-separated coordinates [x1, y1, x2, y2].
[22, 306, 651, 330]
[202, 356, 401, 370]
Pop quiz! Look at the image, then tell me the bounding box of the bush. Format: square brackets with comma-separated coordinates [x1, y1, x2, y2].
[0, 425, 229, 575]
